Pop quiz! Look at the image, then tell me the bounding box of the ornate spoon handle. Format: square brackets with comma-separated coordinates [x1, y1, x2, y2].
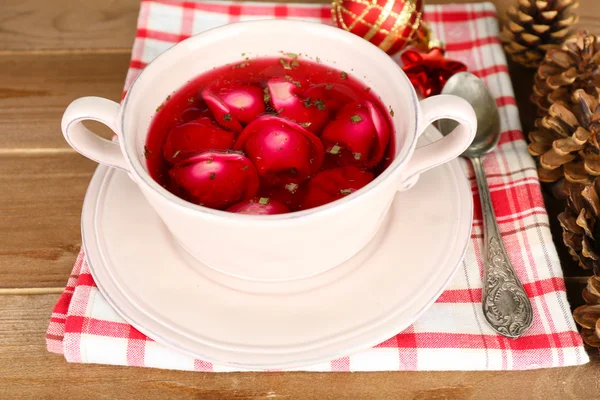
[470, 156, 533, 338]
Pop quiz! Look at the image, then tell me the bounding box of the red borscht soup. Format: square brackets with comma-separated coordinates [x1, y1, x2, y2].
[145, 55, 395, 215]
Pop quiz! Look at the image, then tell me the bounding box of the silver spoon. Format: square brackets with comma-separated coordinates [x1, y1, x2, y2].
[439, 72, 533, 338]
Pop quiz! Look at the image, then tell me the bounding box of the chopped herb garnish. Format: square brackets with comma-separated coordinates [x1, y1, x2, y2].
[286, 52, 298, 59]
[258, 197, 270, 205]
[314, 99, 326, 111]
[233, 60, 251, 69]
[289, 167, 298, 175]
[330, 144, 341, 155]
[340, 71, 348, 79]
[144, 145, 151, 159]
[389, 106, 394, 117]
[263, 87, 271, 103]
[354, 152, 362, 160]
[350, 114, 362, 123]
[340, 189, 352, 195]
[292, 80, 302, 87]
[303, 97, 312, 108]
[241, 165, 249, 170]
[277, 107, 285, 114]
[316, 56, 321, 63]
[209, 172, 216, 180]
[188, 97, 195, 103]
[280, 58, 292, 70]
[166, 95, 171, 101]
[285, 183, 299, 193]
[301, 122, 312, 128]
[155, 104, 164, 113]
[206, 158, 213, 164]
[291, 60, 300, 68]
[277, 147, 283, 151]
[224, 113, 232, 121]
[240, 107, 245, 111]
[364, 87, 371, 92]
[172, 150, 181, 158]
[241, 52, 246, 56]
[325, 84, 333, 90]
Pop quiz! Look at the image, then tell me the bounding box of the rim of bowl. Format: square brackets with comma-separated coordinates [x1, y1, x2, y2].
[121, 19, 419, 223]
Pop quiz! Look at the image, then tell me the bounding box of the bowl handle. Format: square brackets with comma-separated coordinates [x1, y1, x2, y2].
[397, 95, 477, 191]
[61, 96, 129, 171]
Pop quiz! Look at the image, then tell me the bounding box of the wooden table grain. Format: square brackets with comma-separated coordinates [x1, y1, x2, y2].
[1, 0, 599, 398]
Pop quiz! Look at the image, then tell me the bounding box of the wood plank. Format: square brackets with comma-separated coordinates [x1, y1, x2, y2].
[0, 294, 597, 400]
[0, 0, 328, 52]
[0, 0, 139, 52]
[1, 153, 593, 290]
[576, 0, 600, 33]
[434, 0, 600, 30]
[2, 0, 599, 52]
[0, 153, 96, 288]
[1, 0, 600, 396]
[3, 2, 600, 150]
[0, 52, 130, 149]
[0, 2, 594, 288]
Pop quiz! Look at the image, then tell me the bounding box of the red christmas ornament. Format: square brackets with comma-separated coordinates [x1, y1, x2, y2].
[401, 47, 467, 98]
[331, 0, 426, 55]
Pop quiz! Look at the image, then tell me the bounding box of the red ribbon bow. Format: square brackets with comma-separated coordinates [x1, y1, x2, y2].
[401, 48, 467, 98]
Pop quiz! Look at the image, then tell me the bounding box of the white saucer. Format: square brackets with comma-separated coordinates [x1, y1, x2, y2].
[82, 126, 473, 369]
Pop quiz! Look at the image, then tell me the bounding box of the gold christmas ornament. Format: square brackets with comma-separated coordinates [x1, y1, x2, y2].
[528, 89, 600, 185]
[532, 30, 600, 114]
[331, 0, 432, 55]
[501, 0, 579, 68]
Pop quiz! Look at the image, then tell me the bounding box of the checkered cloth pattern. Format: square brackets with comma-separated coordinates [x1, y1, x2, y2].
[47, 0, 589, 371]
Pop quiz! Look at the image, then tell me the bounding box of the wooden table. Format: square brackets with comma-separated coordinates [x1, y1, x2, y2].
[1, 0, 599, 398]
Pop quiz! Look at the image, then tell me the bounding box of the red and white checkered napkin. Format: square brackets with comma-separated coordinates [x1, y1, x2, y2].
[47, 0, 589, 371]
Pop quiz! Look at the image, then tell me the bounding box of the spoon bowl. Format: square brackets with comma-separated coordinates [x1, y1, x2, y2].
[440, 72, 501, 158]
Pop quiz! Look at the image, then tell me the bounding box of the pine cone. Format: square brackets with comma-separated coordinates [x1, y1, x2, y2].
[501, 0, 579, 68]
[528, 89, 600, 184]
[573, 276, 600, 347]
[532, 30, 600, 114]
[561, 181, 600, 347]
[558, 177, 600, 273]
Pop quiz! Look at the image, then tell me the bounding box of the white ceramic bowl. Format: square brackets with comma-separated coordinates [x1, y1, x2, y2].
[61, 20, 476, 281]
